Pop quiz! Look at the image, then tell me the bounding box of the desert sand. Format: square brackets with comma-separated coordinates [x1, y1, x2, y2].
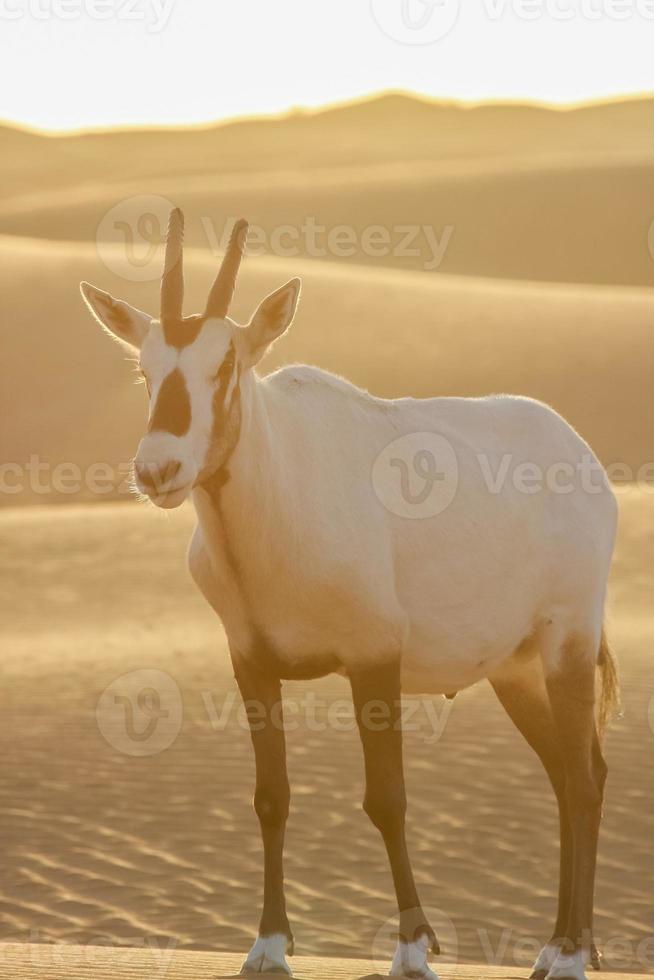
[0, 946, 652, 980]
[0, 94, 652, 972]
[0, 492, 652, 968]
[2, 95, 654, 287]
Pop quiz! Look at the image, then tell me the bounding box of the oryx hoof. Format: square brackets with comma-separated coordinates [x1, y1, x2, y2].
[240, 934, 293, 975]
[390, 934, 440, 980]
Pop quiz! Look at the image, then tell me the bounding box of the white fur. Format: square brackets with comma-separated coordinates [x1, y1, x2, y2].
[390, 935, 439, 980]
[241, 934, 292, 975]
[190, 363, 616, 691]
[547, 949, 589, 980]
[532, 943, 562, 976]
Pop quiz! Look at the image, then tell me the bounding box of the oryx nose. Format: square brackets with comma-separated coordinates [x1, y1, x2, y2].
[136, 459, 182, 490]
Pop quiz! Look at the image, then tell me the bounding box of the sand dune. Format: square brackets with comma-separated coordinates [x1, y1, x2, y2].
[1, 156, 653, 286]
[1, 234, 652, 504]
[2, 93, 654, 198]
[0, 490, 651, 966]
[2, 94, 654, 286]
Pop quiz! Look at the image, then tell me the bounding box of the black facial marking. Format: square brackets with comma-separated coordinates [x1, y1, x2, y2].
[162, 314, 205, 350]
[211, 344, 241, 445]
[196, 342, 242, 486]
[214, 342, 236, 386]
[148, 368, 191, 436]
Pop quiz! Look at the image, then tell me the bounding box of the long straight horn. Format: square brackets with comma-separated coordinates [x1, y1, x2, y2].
[205, 218, 249, 319]
[160, 207, 184, 323]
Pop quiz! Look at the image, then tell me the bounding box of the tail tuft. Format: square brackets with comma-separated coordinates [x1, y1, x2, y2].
[597, 629, 620, 741]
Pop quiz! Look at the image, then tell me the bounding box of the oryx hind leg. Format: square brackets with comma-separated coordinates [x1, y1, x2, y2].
[492, 625, 606, 980]
[539, 628, 607, 980]
[490, 650, 572, 980]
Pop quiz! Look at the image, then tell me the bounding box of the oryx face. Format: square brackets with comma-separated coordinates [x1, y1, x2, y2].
[81, 209, 300, 509]
[134, 315, 241, 508]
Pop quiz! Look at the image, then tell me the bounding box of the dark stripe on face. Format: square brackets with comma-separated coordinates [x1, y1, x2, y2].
[197, 343, 242, 483]
[148, 368, 191, 436]
[162, 314, 205, 350]
[212, 343, 239, 433]
[215, 342, 236, 390]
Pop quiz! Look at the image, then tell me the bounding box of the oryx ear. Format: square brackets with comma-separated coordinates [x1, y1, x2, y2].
[80, 281, 151, 352]
[241, 278, 301, 367]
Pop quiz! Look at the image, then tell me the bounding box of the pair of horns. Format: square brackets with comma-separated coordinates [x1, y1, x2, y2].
[160, 208, 248, 323]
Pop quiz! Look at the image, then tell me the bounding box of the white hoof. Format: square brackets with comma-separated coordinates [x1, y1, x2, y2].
[390, 935, 440, 980]
[241, 934, 292, 975]
[546, 949, 589, 980]
[531, 943, 561, 977]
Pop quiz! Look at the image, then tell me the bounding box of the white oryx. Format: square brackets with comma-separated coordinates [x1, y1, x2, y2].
[81, 209, 619, 980]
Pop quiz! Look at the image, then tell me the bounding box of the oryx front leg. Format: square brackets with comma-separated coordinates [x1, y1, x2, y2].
[233, 654, 294, 975]
[350, 659, 440, 980]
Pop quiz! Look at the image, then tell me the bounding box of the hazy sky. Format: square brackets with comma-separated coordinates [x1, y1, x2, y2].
[1, 0, 653, 130]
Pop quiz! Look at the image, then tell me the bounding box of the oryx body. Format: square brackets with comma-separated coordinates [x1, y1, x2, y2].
[189, 365, 615, 698]
[82, 210, 619, 980]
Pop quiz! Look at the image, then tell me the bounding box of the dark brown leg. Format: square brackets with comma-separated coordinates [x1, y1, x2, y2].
[545, 638, 606, 979]
[233, 652, 293, 974]
[491, 666, 573, 979]
[349, 658, 438, 976]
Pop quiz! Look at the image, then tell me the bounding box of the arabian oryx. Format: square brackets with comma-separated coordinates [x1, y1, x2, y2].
[81, 209, 619, 980]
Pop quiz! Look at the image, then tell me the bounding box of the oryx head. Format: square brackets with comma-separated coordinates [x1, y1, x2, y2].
[81, 209, 301, 508]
